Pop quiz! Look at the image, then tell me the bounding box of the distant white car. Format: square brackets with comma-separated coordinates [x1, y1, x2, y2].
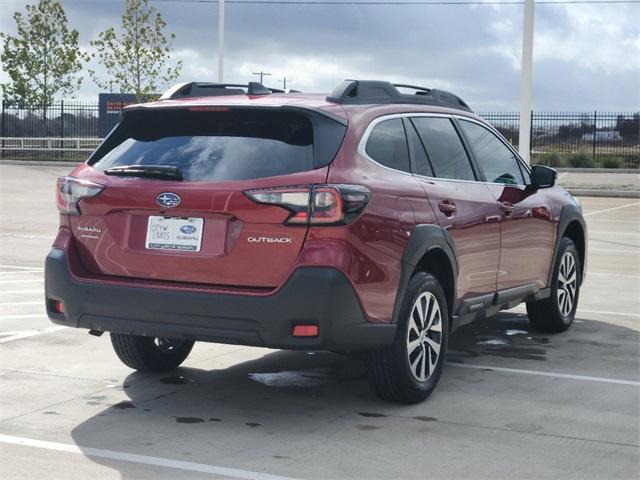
[582, 131, 622, 142]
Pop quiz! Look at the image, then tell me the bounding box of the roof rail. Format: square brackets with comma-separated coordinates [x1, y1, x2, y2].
[159, 81, 285, 100]
[326, 80, 472, 112]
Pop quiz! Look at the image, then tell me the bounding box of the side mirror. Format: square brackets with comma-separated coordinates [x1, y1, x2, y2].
[529, 165, 557, 189]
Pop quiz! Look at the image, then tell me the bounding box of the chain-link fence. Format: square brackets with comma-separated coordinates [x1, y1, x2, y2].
[1, 99, 639, 167]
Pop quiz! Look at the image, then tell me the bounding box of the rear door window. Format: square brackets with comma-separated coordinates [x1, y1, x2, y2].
[411, 117, 476, 181]
[91, 109, 322, 182]
[365, 118, 411, 173]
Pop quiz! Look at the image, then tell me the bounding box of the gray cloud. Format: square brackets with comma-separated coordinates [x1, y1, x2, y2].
[0, 0, 638, 110]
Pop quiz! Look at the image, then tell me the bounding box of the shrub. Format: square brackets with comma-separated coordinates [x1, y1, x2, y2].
[567, 153, 595, 168]
[597, 157, 624, 169]
[536, 152, 565, 167]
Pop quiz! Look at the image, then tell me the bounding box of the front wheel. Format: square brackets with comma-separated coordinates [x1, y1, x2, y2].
[527, 237, 581, 333]
[110, 333, 194, 372]
[366, 272, 449, 404]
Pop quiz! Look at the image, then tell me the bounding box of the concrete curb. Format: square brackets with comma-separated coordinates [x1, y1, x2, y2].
[0, 159, 81, 167]
[567, 189, 640, 198]
[556, 167, 639, 174]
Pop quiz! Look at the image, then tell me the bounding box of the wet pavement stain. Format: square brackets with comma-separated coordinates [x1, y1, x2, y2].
[413, 416, 438, 422]
[209, 417, 222, 422]
[357, 412, 387, 418]
[485, 345, 547, 361]
[245, 422, 261, 428]
[160, 376, 194, 385]
[273, 456, 290, 460]
[356, 425, 381, 431]
[175, 417, 205, 424]
[112, 401, 136, 409]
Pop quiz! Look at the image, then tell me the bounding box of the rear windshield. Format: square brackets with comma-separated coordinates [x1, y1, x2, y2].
[90, 108, 322, 181]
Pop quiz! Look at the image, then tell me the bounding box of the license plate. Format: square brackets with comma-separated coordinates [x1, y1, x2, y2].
[145, 216, 204, 252]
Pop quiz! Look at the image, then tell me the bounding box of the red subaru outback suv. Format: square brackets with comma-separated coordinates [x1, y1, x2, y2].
[45, 80, 587, 403]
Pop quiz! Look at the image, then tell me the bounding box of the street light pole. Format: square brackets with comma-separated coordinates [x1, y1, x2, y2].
[218, 0, 225, 82]
[252, 71, 271, 84]
[280, 77, 291, 90]
[519, 0, 535, 164]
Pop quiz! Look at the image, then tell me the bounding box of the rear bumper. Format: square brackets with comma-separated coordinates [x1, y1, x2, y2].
[45, 248, 396, 351]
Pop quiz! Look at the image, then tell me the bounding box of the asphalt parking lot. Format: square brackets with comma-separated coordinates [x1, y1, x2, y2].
[1, 163, 638, 480]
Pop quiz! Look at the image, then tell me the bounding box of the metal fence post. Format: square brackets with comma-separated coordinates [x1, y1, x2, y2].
[60, 100, 64, 159]
[529, 110, 534, 159]
[1, 98, 5, 158]
[592, 110, 597, 161]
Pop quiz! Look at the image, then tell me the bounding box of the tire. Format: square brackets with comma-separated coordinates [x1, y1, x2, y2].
[365, 272, 449, 404]
[526, 237, 581, 333]
[110, 333, 194, 372]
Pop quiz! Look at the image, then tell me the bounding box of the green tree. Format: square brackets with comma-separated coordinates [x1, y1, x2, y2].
[0, 0, 87, 124]
[90, 0, 182, 102]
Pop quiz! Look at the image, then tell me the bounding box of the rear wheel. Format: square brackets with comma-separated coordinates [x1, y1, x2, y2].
[527, 237, 581, 333]
[366, 272, 449, 404]
[110, 333, 194, 372]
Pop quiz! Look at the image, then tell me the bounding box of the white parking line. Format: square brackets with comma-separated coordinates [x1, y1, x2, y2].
[0, 264, 44, 271]
[589, 272, 640, 279]
[0, 289, 43, 295]
[447, 363, 640, 386]
[589, 231, 640, 236]
[0, 279, 43, 284]
[1, 314, 46, 320]
[0, 271, 44, 276]
[0, 301, 43, 307]
[588, 248, 639, 254]
[0, 326, 65, 343]
[578, 309, 640, 318]
[584, 201, 640, 217]
[0, 233, 55, 240]
[0, 434, 299, 480]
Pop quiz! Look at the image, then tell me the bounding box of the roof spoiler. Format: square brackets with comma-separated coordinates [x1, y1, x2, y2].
[326, 80, 472, 112]
[159, 81, 285, 100]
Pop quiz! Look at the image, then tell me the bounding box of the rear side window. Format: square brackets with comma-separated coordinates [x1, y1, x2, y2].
[405, 120, 433, 177]
[365, 118, 411, 173]
[411, 117, 475, 181]
[90, 108, 343, 182]
[459, 120, 526, 185]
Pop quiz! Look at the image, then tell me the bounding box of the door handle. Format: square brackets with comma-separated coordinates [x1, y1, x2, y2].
[438, 200, 457, 217]
[499, 202, 515, 217]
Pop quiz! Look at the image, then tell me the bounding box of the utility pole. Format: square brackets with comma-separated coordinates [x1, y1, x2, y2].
[518, 0, 535, 164]
[252, 71, 271, 84]
[280, 77, 292, 90]
[218, 0, 225, 82]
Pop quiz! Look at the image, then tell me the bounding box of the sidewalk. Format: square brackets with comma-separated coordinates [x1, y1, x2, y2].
[558, 171, 640, 198]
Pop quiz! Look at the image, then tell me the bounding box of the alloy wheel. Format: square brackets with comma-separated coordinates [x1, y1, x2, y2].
[557, 251, 577, 317]
[406, 292, 443, 382]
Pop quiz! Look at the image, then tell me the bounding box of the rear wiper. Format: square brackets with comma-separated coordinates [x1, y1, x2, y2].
[104, 165, 183, 181]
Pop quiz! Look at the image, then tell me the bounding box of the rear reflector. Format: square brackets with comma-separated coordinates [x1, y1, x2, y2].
[292, 324, 319, 337]
[52, 300, 64, 314]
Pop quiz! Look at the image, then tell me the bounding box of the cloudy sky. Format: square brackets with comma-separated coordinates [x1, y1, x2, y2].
[1, 0, 638, 110]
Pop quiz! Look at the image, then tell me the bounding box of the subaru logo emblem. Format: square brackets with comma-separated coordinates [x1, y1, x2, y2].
[180, 225, 197, 234]
[156, 192, 181, 208]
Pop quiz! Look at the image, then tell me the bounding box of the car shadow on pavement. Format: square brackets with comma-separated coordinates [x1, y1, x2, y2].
[69, 312, 640, 479]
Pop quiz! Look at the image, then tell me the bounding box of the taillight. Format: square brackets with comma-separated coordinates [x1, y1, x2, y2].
[245, 184, 370, 226]
[56, 176, 104, 215]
